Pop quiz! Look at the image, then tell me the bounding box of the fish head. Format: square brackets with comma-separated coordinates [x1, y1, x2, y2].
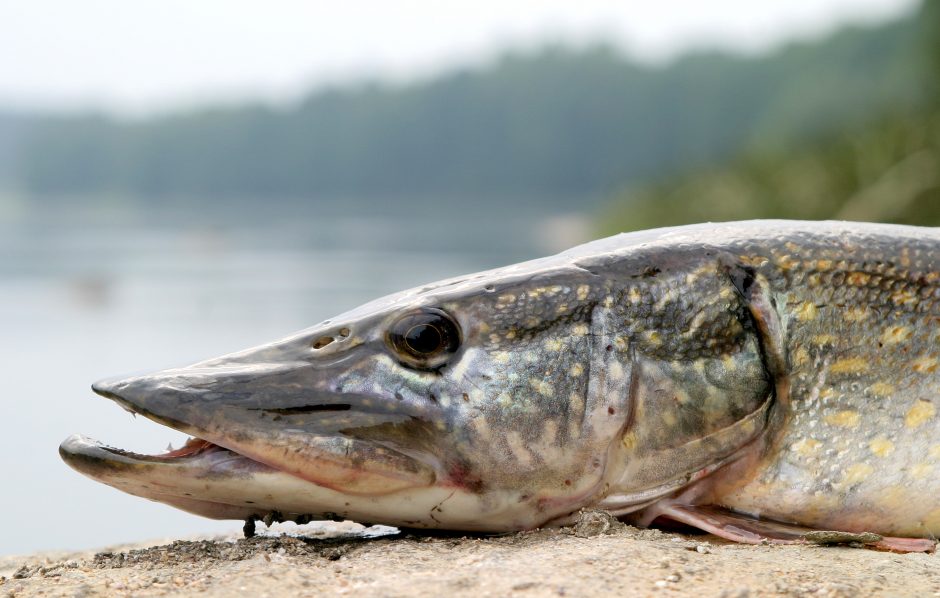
[61, 260, 627, 530]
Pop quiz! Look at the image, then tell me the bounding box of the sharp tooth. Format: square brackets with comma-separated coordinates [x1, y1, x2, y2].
[166, 443, 175, 452]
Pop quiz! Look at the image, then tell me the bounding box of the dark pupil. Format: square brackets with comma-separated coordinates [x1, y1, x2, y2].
[405, 323, 442, 354]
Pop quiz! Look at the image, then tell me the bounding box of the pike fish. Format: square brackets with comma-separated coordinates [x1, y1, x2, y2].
[61, 220, 940, 551]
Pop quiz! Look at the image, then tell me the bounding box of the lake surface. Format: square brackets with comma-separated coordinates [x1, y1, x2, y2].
[0, 199, 590, 555]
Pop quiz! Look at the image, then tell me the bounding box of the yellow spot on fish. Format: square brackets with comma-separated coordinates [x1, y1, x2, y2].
[661, 411, 677, 426]
[493, 351, 510, 364]
[608, 361, 625, 382]
[572, 323, 590, 336]
[628, 288, 642, 304]
[869, 437, 895, 458]
[891, 288, 918, 307]
[530, 378, 553, 397]
[840, 463, 873, 486]
[544, 338, 563, 352]
[644, 331, 662, 346]
[815, 259, 833, 271]
[505, 329, 517, 340]
[569, 363, 584, 377]
[868, 382, 894, 398]
[900, 250, 911, 268]
[567, 392, 584, 437]
[909, 463, 933, 480]
[906, 400, 936, 429]
[739, 255, 768, 268]
[505, 432, 534, 468]
[622, 432, 638, 451]
[812, 334, 836, 345]
[912, 355, 938, 374]
[880, 326, 912, 346]
[555, 302, 569, 315]
[777, 254, 800, 271]
[825, 410, 860, 428]
[846, 272, 871, 286]
[795, 301, 817, 321]
[791, 437, 821, 456]
[829, 357, 867, 375]
[576, 285, 590, 300]
[843, 306, 870, 322]
[602, 295, 615, 308]
[794, 347, 811, 367]
[497, 293, 516, 305]
[929, 444, 940, 459]
[673, 388, 692, 405]
[478, 322, 491, 334]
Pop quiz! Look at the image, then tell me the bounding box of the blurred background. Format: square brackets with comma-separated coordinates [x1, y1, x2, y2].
[1, 0, 937, 555]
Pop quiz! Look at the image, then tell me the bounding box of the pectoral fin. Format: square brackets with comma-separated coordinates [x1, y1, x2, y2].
[651, 503, 936, 553]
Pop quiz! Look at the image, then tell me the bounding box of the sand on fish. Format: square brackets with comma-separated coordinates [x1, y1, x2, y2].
[3, 513, 939, 597]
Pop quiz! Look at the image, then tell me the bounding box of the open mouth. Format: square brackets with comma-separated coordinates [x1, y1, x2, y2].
[60, 383, 277, 480]
[59, 378, 443, 526]
[59, 396, 292, 523]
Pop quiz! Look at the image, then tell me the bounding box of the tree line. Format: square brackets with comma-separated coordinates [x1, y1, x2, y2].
[2, 4, 931, 205]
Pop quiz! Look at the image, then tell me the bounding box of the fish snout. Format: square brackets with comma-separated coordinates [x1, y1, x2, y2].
[88, 359, 439, 495]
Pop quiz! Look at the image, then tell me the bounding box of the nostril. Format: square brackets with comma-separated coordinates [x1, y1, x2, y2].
[312, 336, 334, 349]
[338, 327, 351, 338]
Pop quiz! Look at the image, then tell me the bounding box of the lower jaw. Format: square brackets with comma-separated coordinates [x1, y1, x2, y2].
[61, 435, 556, 531]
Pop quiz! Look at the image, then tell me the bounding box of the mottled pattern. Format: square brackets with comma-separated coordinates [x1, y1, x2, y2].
[717, 228, 940, 536]
[64, 220, 940, 536]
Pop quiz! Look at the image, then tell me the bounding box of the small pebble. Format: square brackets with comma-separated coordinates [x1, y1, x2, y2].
[696, 545, 711, 554]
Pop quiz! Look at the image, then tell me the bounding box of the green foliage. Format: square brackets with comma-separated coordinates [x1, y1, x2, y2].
[8, 8, 927, 201]
[600, 1, 940, 233]
[600, 109, 940, 232]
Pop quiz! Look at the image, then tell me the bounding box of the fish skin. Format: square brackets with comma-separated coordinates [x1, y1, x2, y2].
[60, 220, 940, 542]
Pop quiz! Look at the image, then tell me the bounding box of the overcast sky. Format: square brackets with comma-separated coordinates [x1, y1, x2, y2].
[0, 0, 918, 115]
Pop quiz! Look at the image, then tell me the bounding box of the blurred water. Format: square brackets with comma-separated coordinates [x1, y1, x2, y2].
[0, 199, 588, 555]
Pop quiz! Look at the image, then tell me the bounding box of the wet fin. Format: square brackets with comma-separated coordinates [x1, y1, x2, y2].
[655, 504, 936, 553]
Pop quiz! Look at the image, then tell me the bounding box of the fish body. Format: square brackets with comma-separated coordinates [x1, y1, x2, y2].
[61, 220, 940, 549]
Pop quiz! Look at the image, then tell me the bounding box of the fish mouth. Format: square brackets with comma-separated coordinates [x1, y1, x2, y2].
[59, 433, 285, 520]
[59, 374, 439, 522]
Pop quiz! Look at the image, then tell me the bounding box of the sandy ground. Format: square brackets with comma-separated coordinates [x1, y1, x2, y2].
[3, 513, 940, 597]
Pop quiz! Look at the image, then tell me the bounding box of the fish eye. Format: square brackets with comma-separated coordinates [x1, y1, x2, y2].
[388, 308, 461, 369]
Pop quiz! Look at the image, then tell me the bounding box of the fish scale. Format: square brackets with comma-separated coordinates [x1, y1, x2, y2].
[722, 230, 940, 537]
